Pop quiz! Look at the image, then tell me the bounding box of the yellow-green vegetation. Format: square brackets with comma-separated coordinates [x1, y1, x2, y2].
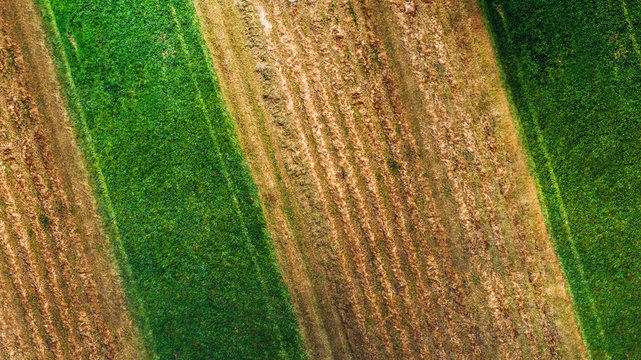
[38, 0, 307, 358]
[482, 1, 641, 358]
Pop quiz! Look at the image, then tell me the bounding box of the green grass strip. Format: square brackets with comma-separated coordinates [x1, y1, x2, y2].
[481, 0, 641, 358]
[35, 0, 307, 358]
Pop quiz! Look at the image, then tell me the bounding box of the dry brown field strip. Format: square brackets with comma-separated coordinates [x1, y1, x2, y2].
[195, 0, 588, 359]
[0, 0, 143, 358]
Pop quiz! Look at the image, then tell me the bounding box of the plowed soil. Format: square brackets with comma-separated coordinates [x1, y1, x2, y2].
[0, 0, 142, 358]
[194, 0, 588, 359]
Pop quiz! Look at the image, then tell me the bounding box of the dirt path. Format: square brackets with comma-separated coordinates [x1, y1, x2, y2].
[194, 0, 587, 358]
[0, 0, 143, 358]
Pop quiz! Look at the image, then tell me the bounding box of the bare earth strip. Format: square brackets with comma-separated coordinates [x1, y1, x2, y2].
[0, 0, 143, 358]
[195, 0, 588, 359]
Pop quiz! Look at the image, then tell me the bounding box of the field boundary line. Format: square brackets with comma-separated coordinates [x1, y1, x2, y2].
[35, 0, 155, 356]
[169, 5, 291, 358]
[484, 3, 610, 358]
[526, 103, 609, 360]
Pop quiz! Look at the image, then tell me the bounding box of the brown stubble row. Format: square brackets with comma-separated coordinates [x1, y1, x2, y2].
[380, 1, 524, 357]
[435, 2, 585, 356]
[0, 1, 142, 358]
[194, 0, 587, 359]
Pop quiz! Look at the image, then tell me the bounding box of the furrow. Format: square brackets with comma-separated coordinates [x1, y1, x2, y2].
[430, 1, 559, 356]
[261, 1, 399, 357]
[0, 248, 27, 359]
[287, 3, 425, 358]
[17, 42, 123, 354]
[4, 80, 105, 359]
[0, 225, 39, 359]
[0, 150, 59, 359]
[0, 40, 39, 360]
[307, 1, 455, 357]
[230, 1, 360, 357]
[2, 131, 73, 359]
[381, 0, 526, 357]
[0, 214, 42, 359]
[1, 60, 67, 360]
[233, 1, 375, 357]
[0, 276, 14, 358]
[20, 105, 114, 357]
[438, 36, 541, 359]
[1, 39, 104, 357]
[443, 2, 565, 354]
[171, 6, 296, 356]
[349, 0, 480, 356]
[1, 0, 143, 357]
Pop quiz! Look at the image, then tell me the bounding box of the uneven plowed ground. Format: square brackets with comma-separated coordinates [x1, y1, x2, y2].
[0, 0, 142, 358]
[195, 0, 588, 359]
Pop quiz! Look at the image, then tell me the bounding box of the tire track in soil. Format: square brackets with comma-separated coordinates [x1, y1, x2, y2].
[492, 5, 603, 358]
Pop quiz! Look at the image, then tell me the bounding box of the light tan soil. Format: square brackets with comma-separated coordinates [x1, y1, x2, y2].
[194, 0, 588, 359]
[0, 0, 143, 358]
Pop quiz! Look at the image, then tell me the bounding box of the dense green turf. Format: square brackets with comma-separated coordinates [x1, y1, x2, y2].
[481, 0, 641, 358]
[38, 0, 306, 358]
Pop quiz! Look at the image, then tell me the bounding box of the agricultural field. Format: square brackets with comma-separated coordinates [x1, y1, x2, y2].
[36, 0, 308, 358]
[483, 0, 641, 358]
[0, 0, 142, 358]
[1, 0, 637, 359]
[19, 1, 304, 359]
[195, 0, 588, 358]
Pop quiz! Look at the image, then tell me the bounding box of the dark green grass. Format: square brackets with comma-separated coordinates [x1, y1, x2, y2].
[481, 0, 641, 358]
[37, 0, 307, 358]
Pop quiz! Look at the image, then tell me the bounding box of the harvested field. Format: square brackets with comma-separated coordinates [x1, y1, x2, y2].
[195, 0, 588, 358]
[0, 0, 143, 358]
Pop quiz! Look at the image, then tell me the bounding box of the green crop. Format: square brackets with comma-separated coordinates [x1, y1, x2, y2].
[481, 0, 641, 358]
[38, 0, 307, 358]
